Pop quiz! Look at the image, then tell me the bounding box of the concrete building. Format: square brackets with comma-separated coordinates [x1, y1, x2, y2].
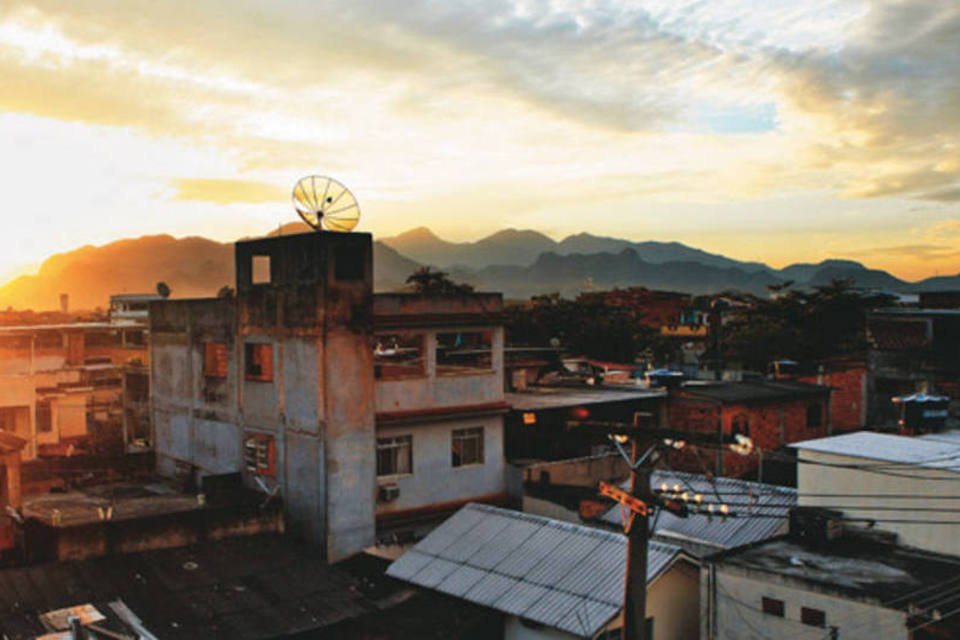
[793, 430, 960, 557]
[150, 231, 509, 560]
[702, 524, 960, 639]
[388, 503, 700, 640]
[866, 307, 960, 428]
[0, 320, 148, 459]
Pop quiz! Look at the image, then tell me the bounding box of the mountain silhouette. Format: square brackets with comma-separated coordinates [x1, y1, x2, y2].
[0, 226, 956, 310]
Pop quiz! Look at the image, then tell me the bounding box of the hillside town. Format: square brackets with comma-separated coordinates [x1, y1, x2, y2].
[0, 223, 956, 639]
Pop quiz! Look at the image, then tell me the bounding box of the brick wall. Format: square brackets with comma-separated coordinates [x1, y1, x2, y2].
[799, 366, 865, 432]
[667, 395, 830, 479]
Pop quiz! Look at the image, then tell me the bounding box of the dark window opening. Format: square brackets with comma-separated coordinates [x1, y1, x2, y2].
[374, 334, 425, 379]
[334, 245, 364, 281]
[731, 413, 750, 438]
[762, 597, 785, 617]
[436, 331, 493, 374]
[801, 607, 825, 627]
[36, 400, 52, 433]
[806, 402, 823, 428]
[245, 343, 273, 382]
[377, 435, 413, 477]
[452, 427, 484, 467]
[252, 255, 272, 285]
[204, 342, 229, 379]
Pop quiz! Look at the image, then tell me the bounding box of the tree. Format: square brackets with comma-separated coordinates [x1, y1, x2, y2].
[405, 267, 474, 295]
[156, 281, 171, 298]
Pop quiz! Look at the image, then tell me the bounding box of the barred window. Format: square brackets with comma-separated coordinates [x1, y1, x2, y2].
[377, 435, 413, 477]
[452, 427, 484, 467]
[36, 400, 52, 433]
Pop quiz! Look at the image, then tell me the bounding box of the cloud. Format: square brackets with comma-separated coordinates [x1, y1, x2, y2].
[172, 178, 286, 204]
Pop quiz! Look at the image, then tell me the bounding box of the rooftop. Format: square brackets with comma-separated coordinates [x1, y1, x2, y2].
[0, 535, 415, 640]
[506, 386, 665, 411]
[22, 481, 204, 527]
[792, 431, 960, 472]
[712, 535, 960, 617]
[869, 307, 960, 317]
[675, 379, 830, 404]
[599, 471, 796, 555]
[387, 503, 687, 638]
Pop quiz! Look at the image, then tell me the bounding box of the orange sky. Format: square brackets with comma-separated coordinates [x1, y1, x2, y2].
[0, 0, 958, 283]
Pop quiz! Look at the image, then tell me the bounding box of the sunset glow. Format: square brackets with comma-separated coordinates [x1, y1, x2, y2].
[1, 0, 958, 282]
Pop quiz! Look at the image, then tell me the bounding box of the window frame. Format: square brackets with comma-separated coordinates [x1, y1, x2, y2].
[374, 333, 427, 380]
[435, 330, 494, 376]
[762, 597, 785, 618]
[806, 402, 823, 429]
[451, 427, 485, 468]
[377, 434, 413, 478]
[203, 342, 229, 379]
[244, 342, 274, 382]
[801, 607, 826, 628]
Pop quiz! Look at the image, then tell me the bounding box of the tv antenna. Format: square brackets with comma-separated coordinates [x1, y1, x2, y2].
[292, 175, 360, 232]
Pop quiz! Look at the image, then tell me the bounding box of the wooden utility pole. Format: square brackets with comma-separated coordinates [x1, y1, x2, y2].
[622, 440, 650, 640]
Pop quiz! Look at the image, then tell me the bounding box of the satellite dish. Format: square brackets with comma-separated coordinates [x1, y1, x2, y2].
[292, 175, 360, 232]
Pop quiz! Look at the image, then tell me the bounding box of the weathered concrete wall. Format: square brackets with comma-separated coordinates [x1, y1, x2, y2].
[375, 326, 504, 413]
[707, 565, 906, 640]
[799, 449, 960, 556]
[375, 415, 506, 516]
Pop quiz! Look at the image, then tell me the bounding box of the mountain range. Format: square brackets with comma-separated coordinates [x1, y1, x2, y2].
[1, 225, 956, 310]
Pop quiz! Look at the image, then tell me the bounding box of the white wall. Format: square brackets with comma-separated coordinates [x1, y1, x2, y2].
[375, 415, 506, 515]
[799, 450, 960, 556]
[706, 567, 907, 640]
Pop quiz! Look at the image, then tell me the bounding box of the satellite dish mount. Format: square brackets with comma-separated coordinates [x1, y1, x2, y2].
[292, 175, 360, 232]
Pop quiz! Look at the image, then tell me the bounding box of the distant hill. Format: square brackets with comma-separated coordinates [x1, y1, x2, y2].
[1, 225, 958, 310]
[0, 230, 423, 311]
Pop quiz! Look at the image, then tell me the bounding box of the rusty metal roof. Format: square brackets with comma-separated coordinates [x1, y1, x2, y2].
[387, 503, 686, 638]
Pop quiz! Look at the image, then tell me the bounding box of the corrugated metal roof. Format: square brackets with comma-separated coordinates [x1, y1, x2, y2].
[387, 503, 684, 638]
[599, 471, 796, 554]
[506, 387, 665, 411]
[793, 431, 960, 471]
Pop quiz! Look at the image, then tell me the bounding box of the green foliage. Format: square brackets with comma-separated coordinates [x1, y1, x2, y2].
[405, 267, 475, 295]
[722, 279, 894, 370]
[506, 292, 661, 362]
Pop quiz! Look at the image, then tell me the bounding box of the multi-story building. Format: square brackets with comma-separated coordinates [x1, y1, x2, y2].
[0, 317, 148, 459]
[149, 231, 508, 561]
[866, 307, 960, 428]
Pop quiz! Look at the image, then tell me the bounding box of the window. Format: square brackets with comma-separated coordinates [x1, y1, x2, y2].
[762, 597, 785, 617]
[731, 413, 750, 438]
[203, 342, 228, 379]
[452, 427, 484, 467]
[374, 334, 425, 379]
[801, 607, 825, 627]
[806, 403, 823, 428]
[436, 331, 492, 374]
[377, 435, 413, 477]
[36, 400, 52, 433]
[244, 434, 276, 477]
[245, 343, 274, 382]
[252, 255, 272, 284]
[334, 244, 364, 281]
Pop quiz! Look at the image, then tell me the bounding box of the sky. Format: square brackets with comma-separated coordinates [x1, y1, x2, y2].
[0, 0, 959, 283]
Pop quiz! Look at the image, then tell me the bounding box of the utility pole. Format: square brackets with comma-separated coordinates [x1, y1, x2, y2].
[622, 439, 650, 640]
[572, 418, 749, 640]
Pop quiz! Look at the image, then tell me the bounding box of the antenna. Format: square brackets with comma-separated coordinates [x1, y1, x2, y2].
[292, 175, 360, 232]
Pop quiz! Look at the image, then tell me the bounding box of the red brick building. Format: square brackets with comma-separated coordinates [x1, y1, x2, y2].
[665, 379, 831, 479]
[795, 358, 866, 433]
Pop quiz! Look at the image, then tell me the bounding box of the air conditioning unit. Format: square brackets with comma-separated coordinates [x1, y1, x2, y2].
[379, 483, 400, 502]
